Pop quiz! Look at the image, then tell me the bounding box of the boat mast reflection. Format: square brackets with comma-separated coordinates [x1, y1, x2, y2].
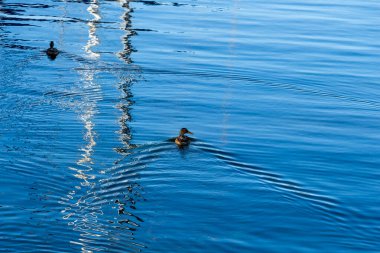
[112, 0, 146, 239]
[116, 0, 136, 151]
[61, 1, 146, 252]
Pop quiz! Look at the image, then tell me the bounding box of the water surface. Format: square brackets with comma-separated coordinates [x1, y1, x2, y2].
[1, 0, 380, 252]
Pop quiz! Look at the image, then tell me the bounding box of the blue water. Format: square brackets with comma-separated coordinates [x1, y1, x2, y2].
[1, 0, 380, 252]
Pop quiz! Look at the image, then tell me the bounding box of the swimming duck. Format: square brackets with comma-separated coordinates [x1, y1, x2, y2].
[46, 41, 59, 59]
[175, 128, 193, 146]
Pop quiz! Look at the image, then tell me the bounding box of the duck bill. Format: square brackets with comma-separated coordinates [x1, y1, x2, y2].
[187, 131, 193, 135]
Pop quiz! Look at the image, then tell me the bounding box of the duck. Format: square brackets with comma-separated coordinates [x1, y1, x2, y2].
[46, 41, 59, 59]
[175, 128, 193, 146]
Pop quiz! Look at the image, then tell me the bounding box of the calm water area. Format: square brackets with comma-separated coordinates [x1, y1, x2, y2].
[1, 0, 380, 252]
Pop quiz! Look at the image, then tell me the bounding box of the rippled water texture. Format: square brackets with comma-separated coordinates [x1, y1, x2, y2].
[1, 0, 380, 252]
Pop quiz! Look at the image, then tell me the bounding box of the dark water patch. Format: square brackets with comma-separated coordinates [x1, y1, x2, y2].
[172, 2, 186, 7]
[44, 90, 83, 99]
[0, 6, 23, 15]
[0, 3, 51, 16]
[132, 0, 162, 6]
[1, 13, 118, 25]
[133, 28, 156, 32]
[0, 22, 35, 27]
[131, 0, 190, 7]
[1, 3, 52, 9]
[1, 14, 77, 23]
[51, 0, 94, 3]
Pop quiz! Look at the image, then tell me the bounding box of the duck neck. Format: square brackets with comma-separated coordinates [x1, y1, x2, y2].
[180, 134, 188, 140]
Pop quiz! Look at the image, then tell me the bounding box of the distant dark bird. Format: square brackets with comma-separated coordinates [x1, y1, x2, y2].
[46, 41, 59, 59]
[175, 128, 193, 146]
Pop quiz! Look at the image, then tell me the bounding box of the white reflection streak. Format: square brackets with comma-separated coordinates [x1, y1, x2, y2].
[62, 1, 104, 252]
[84, 2, 101, 59]
[78, 0, 101, 166]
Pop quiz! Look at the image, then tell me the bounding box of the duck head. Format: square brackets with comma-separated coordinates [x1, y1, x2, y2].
[179, 128, 193, 136]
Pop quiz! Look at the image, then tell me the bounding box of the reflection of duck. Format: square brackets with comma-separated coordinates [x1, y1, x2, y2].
[175, 128, 193, 146]
[46, 41, 59, 59]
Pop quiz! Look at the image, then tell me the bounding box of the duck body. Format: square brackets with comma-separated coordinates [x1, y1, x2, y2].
[46, 41, 59, 59]
[175, 128, 193, 146]
[175, 135, 190, 146]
